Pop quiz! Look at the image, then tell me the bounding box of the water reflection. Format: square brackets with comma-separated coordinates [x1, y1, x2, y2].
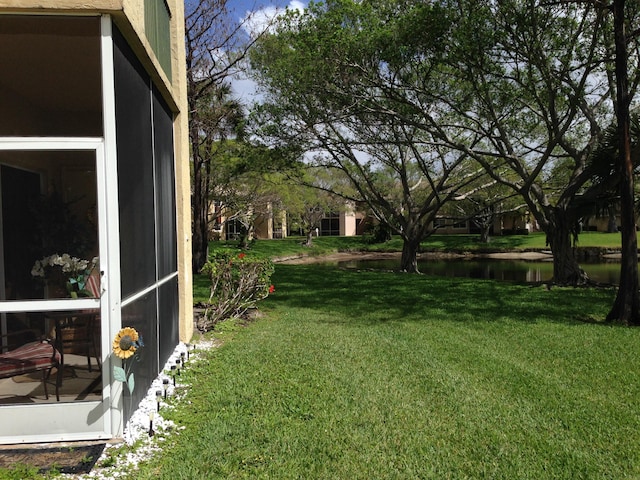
[333, 258, 624, 284]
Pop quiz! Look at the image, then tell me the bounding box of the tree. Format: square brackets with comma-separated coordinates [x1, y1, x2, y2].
[186, 0, 274, 273]
[250, 0, 483, 272]
[278, 167, 358, 246]
[449, 180, 527, 243]
[403, 0, 640, 285]
[251, 0, 640, 283]
[606, 0, 640, 324]
[201, 137, 296, 248]
[192, 84, 246, 256]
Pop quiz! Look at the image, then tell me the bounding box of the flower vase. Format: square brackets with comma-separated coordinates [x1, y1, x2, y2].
[46, 282, 69, 299]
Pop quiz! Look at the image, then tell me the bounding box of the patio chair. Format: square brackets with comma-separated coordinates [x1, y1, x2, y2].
[0, 328, 62, 401]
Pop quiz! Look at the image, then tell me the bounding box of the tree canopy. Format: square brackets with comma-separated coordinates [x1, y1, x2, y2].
[249, 0, 640, 284]
[250, 0, 486, 272]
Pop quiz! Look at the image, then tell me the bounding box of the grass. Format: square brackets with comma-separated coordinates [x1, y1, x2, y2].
[212, 231, 622, 259]
[138, 265, 640, 479]
[420, 231, 622, 250]
[193, 231, 622, 303]
[0, 232, 628, 478]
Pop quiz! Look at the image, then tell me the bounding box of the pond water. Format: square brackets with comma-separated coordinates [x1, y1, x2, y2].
[329, 257, 624, 284]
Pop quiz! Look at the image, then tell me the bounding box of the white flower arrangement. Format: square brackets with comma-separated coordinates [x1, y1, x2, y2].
[31, 254, 99, 297]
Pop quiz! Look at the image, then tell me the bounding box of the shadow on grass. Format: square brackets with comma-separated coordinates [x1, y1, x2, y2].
[268, 265, 614, 327]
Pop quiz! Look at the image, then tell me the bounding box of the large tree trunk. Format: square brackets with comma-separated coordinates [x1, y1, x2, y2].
[191, 129, 209, 274]
[547, 226, 587, 285]
[304, 229, 314, 247]
[607, 0, 640, 325]
[479, 222, 491, 243]
[608, 172, 640, 323]
[545, 211, 588, 285]
[400, 236, 421, 273]
[608, 206, 618, 233]
[191, 174, 209, 273]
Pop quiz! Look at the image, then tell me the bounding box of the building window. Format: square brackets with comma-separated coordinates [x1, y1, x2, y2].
[434, 218, 447, 228]
[453, 220, 467, 229]
[225, 219, 243, 240]
[321, 214, 340, 236]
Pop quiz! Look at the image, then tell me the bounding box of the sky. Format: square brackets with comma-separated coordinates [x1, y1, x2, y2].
[225, 0, 308, 103]
[229, 0, 307, 24]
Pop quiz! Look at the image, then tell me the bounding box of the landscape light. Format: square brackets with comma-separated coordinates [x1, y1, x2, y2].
[149, 411, 155, 437]
[163, 378, 169, 399]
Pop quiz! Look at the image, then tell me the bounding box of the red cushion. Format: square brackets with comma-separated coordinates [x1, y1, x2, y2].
[0, 341, 60, 378]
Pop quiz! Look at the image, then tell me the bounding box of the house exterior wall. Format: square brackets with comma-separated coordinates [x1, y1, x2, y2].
[584, 215, 619, 232]
[431, 212, 538, 235]
[340, 210, 357, 236]
[120, 0, 194, 343]
[254, 207, 273, 240]
[432, 222, 473, 235]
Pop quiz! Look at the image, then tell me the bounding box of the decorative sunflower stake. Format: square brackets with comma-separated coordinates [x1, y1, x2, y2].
[112, 327, 143, 395]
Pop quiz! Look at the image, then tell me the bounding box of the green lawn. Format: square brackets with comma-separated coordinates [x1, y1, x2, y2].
[1, 232, 628, 479]
[420, 231, 622, 250]
[139, 265, 639, 479]
[194, 232, 622, 304]
[211, 231, 622, 259]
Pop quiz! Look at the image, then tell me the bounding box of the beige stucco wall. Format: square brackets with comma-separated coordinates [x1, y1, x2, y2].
[0, 0, 193, 342]
[165, 0, 193, 343]
[341, 211, 357, 237]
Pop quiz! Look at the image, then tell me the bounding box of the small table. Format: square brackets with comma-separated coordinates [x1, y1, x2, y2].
[45, 311, 101, 373]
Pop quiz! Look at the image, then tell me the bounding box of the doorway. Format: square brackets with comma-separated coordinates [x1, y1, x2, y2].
[0, 141, 110, 443]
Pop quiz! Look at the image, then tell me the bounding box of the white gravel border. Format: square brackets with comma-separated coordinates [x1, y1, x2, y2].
[63, 339, 216, 479]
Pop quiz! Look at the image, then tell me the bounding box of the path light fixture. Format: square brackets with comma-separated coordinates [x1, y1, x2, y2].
[171, 365, 177, 386]
[180, 351, 186, 366]
[156, 389, 162, 412]
[175, 359, 181, 376]
[148, 411, 155, 437]
[163, 378, 169, 398]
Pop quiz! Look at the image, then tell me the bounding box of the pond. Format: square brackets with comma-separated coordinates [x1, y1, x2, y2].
[326, 257, 624, 284]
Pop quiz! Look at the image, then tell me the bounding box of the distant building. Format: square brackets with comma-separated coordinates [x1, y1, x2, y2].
[433, 212, 538, 235]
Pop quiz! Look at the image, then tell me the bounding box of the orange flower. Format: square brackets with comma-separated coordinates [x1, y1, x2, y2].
[238, 253, 246, 259]
[112, 327, 139, 359]
[269, 285, 275, 294]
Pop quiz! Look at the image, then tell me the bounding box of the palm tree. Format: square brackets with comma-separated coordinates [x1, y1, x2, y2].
[190, 81, 245, 273]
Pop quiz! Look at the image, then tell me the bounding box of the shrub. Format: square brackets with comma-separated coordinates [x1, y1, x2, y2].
[197, 252, 275, 331]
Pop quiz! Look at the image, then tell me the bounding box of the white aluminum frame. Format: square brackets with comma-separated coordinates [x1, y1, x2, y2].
[0, 138, 115, 443]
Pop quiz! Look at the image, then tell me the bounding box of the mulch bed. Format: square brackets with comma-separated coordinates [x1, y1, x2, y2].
[0, 442, 105, 475]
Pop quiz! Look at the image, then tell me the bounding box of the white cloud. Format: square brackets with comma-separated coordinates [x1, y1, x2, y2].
[232, 75, 261, 105]
[232, 2, 306, 105]
[241, 1, 306, 38]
